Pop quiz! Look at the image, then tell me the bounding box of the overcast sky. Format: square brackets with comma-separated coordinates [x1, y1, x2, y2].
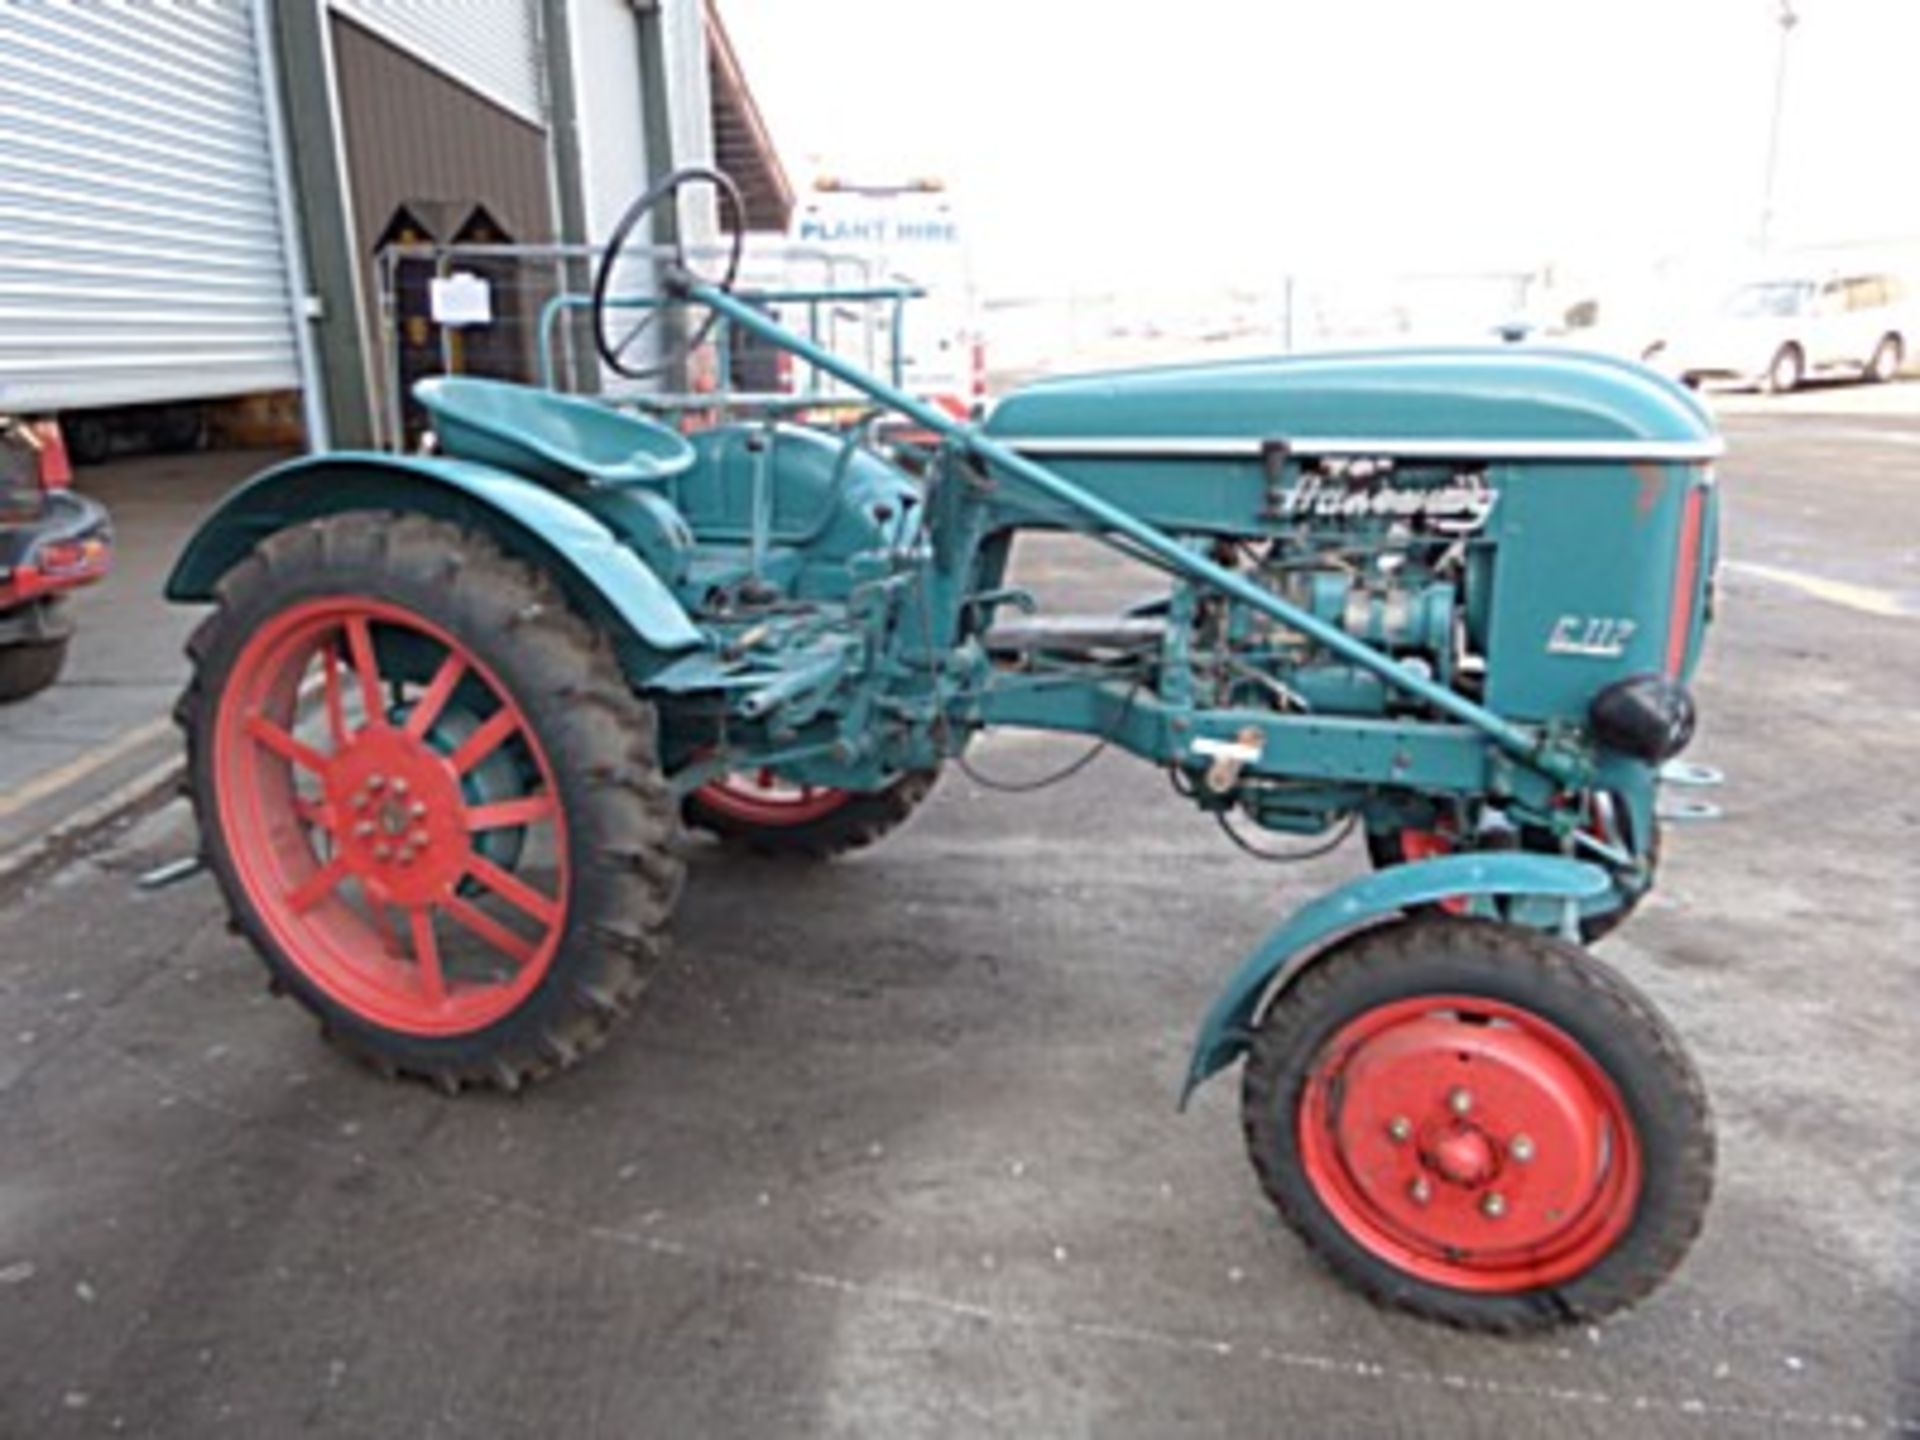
[721, 0, 1912, 295]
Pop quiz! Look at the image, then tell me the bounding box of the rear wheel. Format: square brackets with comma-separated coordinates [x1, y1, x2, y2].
[1867, 334, 1904, 383]
[0, 635, 69, 702]
[178, 511, 683, 1091]
[685, 769, 936, 859]
[1241, 917, 1712, 1332]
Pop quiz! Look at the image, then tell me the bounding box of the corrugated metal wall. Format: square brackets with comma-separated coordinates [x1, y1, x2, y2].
[0, 3, 299, 412]
[332, 0, 543, 126]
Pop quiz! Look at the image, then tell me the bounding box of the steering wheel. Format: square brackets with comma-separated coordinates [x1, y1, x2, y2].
[591, 166, 746, 381]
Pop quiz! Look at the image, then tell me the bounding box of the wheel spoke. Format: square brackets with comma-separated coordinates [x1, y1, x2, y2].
[439, 893, 537, 967]
[613, 313, 652, 360]
[409, 907, 447, 1006]
[464, 794, 556, 832]
[449, 706, 521, 775]
[286, 856, 350, 914]
[343, 616, 385, 721]
[293, 795, 337, 833]
[363, 878, 405, 956]
[465, 856, 561, 927]
[404, 651, 469, 741]
[246, 714, 330, 774]
[321, 644, 350, 748]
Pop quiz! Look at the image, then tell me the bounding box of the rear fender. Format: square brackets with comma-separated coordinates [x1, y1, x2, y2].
[1180, 853, 1612, 1107]
[165, 452, 705, 677]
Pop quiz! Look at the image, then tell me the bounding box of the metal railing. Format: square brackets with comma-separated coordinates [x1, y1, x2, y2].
[372, 239, 916, 450]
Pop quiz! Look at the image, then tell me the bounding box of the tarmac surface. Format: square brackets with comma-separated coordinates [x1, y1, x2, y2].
[0, 399, 1916, 1436]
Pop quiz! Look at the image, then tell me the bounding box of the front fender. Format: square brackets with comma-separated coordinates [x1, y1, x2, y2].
[166, 452, 704, 667]
[1180, 853, 1611, 1107]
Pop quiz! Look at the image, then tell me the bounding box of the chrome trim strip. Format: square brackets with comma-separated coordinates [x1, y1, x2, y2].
[997, 435, 1727, 462]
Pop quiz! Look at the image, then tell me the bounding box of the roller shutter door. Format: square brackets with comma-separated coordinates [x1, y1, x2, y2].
[0, 3, 299, 412]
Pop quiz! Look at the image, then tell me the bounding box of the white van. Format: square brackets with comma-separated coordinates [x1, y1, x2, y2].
[1658, 273, 1909, 393]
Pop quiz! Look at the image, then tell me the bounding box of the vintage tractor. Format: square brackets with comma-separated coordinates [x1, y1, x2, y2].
[168, 170, 1722, 1331]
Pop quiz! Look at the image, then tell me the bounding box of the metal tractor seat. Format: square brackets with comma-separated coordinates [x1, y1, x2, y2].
[416, 375, 696, 489]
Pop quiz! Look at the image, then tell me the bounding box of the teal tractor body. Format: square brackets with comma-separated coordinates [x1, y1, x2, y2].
[168, 168, 1723, 1333]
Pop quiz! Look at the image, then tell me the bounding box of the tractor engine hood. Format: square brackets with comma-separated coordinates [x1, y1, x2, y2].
[983, 347, 1722, 463]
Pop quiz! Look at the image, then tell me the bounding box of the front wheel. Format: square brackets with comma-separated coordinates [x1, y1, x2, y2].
[179, 511, 684, 1091]
[1763, 344, 1804, 394]
[1241, 917, 1713, 1332]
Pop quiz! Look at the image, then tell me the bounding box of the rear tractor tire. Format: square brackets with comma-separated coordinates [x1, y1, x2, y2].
[685, 769, 936, 859]
[1241, 917, 1713, 1332]
[177, 511, 684, 1091]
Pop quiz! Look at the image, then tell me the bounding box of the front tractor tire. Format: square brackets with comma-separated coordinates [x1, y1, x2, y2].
[178, 512, 684, 1092]
[1241, 917, 1713, 1332]
[685, 769, 936, 859]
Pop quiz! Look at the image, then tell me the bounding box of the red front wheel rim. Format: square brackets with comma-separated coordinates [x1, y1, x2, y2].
[696, 769, 852, 826]
[213, 597, 570, 1037]
[1296, 994, 1642, 1292]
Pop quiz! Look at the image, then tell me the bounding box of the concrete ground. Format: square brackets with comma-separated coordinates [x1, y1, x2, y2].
[0, 409, 1916, 1436]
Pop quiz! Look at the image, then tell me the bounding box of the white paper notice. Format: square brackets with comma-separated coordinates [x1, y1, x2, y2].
[429, 272, 493, 327]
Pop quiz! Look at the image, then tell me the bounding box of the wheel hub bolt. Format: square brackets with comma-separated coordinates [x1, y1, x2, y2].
[373, 843, 392, 861]
[353, 820, 375, 839]
[409, 829, 430, 849]
[1388, 1116, 1412, 1143]
[392, 778, 409, 796]
[1481, 1192, 1507, 1220]
[1408, 1177, 1432, 1206]
[1510, 1135, 1535, 1164]
[351, 791, 370, 811]
[1448, 1087, 1472, 1116]
[409, 800, 428, 819]
[367, 774, 386, 792]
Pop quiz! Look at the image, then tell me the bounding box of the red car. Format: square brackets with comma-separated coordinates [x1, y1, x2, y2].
[0, 419, 112, 701]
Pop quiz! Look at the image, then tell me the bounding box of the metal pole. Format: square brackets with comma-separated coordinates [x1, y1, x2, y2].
[1758, 0, 1799, 253]
[252, 0, 330, 451]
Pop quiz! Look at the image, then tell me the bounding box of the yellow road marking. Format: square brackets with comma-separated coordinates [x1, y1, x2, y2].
[1724, 560, 1910, 619]
[0, 716, 175, 820]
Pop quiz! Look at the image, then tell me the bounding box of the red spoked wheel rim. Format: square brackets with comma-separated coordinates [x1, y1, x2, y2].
[695, 769, 852, 826]
[1297, 994, 1642, 1292]
[213, 597, 569, 1036]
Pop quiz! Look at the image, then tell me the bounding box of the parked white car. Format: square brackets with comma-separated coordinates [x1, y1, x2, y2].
[1652, 274, 1909, 393]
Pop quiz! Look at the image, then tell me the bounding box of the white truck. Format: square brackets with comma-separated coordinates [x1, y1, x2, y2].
[790, 177, 984, 416]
